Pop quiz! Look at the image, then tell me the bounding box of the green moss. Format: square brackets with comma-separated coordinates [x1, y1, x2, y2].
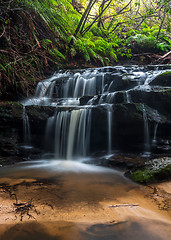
[159, 71, 171, 77]
[130, 165, 171, 184]
[130, 169, 155, 183]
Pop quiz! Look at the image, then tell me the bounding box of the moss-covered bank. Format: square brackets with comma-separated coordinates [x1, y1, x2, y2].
[129, 157, 171, 184]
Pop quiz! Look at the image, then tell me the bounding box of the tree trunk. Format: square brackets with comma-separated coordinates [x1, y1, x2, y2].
[73, 0, 96, 38]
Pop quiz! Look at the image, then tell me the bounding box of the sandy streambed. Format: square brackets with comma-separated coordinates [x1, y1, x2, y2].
[0, 160, 170, 240]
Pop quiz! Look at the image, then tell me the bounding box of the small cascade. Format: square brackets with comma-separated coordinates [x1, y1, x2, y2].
[125, 91, 131, 103]
[35, 77, 55, 98]
[54, 111, 70, 158]
[22, 106, 31, 146]
[105, 92, 116, 104]
[35, 74, 58, 106]
[101, 73, 105, 94]
[45, 115, 55, 150]
[106, 105, 113, 154]
[143, 70, 166, 89]
[99, 95, 104, 104]
[152, 122, 159, 145]
[49, 108, 92, 160]
[69, 109, 91, 159]
[142, 104, 150, 154]
[66, 110, 82, 159]
[87, 95, 98, 105]
[107, 81, 114, 92]
[61, 71, 101, 98]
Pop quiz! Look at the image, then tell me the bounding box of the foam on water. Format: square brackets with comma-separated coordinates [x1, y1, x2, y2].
[22, 160, 116, 173]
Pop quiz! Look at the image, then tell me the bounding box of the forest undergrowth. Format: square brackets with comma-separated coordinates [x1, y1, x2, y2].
[0, 0, 170, 99]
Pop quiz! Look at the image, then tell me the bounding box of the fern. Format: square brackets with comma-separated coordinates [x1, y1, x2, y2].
[49, 48, 66, 61]
[87, 47, 97, 59]
[18, 0, 74, 39]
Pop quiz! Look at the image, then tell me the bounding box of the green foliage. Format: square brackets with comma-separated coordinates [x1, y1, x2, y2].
[49, 48, 66, 61]
[127, 33, 171, 52]
[130, 169, 155, 183]
[70, 35, 119, 65]
[18, 0, 72, 39]
[69, 29, 133, 64]
[0, 0, 171, 98]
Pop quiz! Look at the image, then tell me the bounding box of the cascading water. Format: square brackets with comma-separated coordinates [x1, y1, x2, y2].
[22, 106, 31, 146]
[21, 65, 171, 158]
[142, 104, 150, 154]
[45, 108, 92, 160]
[67, 109, 91, 159]
[106, 105, 113, 155]
[152, 122, 159, 146]
[105, 92, 116, 104]
[54, 111, 70, 159]
[125, 91, 131, 103]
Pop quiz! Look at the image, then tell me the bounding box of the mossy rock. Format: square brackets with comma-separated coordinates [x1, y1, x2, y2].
[129, 89, 171, 118]
[130, 164, 171, 184]
[114, 103, 143, 123]
[149, 71, 171, 86]
[0, 102, 23, 123]
[26, 106, 55, 121]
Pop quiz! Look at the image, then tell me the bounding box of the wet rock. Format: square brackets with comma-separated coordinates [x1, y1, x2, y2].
[149, 71, 171, 86]
[115, 92, 125, 103]
[80, 92, 126, 105]
[80, 96, 96, 105]
[0, 101, 23, 124]
[114, 103, 143, 123]
[26, 105, 55, 122]
[129, 89, 171, 117]
[0, 156, 24, 166]
[103, 73, 137, 92]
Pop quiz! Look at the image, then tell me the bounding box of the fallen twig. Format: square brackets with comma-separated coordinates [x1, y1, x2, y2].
[109, 203, 139, 208]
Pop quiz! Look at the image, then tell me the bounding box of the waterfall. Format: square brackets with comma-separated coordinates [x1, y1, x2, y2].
[35, 74, 58, 105]
[49, 108, 92, 160]
[54, 111, 70, 158]
[142, 104, 150, 154]
[62, 72, 99, 98]
[107, 81, 114, 92]
[45, 115, 55, 151]
[101, 73, 105, 94]
[22, 106, 31, 146]
[125, 91, 131, 103]
[152, 122, 159, 145]
[106, 105, 113, 154]
[21, 65, 171, 159]
[66, 110, 81, 159]
[106, 92, 116, 104]
[76, 109, 91, 157]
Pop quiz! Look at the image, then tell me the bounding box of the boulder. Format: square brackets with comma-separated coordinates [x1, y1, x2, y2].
[149, 71, 171, 86]
[129, 89, 171, 118]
